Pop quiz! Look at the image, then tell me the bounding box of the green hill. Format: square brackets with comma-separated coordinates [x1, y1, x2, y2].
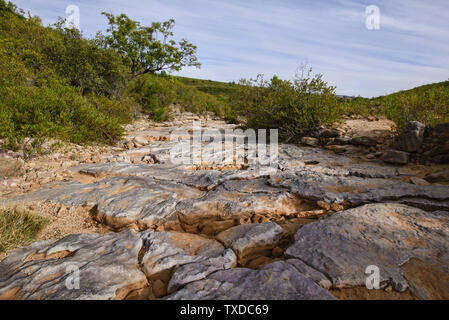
[341, 81, 449, 130]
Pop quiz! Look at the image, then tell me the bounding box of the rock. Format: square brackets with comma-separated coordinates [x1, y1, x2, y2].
[409, 177, 430, 186]
[132, 136, 148, 147]
[1, 176, 205, 231]
[165, 261, 337, 300]
[316, 201, 331, 211]
[396, 121, 426, 152]
[301, 137, 319, 147]
[381, 150, 410, 165]
[175, 179, 302, 236]
[0, 230, 147, 300]
[287, 259, 332, 290]
[319, 129, 340, 139]
[350, 136, 378, 147]
[425, 170, 449, 183]
[216, 222, 288, 266]
[285, 203, 449, 298]
[167, 249, 237, 293]
[269, 170, 449, 211]
[140, 231, 227, 280]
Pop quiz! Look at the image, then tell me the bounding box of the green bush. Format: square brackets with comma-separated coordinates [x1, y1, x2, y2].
[230, 69, 340, 141]
[340, 81, 449, 131]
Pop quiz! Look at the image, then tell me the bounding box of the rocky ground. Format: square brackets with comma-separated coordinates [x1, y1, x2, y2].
[0, 112, 448, 300]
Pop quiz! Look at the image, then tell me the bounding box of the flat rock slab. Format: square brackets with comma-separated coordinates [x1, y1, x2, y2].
[2, 176, 204, 231]
[269, 170, 449, 211]
[216, 222, 289, 266]
[0, 230, 236, 300]
[165, 261, 337, 300]
[285, 203, 449, 299]
[175, 179, 305, 236]
[0, 230, 146, 300]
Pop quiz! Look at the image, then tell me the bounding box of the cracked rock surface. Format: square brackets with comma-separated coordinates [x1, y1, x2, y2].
[1, 115, 449, 300]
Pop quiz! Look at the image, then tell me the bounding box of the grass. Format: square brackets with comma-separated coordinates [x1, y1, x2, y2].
[0, 207, 49, 255]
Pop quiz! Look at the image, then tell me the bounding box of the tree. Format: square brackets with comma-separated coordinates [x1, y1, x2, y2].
[101, 12, 200, 77]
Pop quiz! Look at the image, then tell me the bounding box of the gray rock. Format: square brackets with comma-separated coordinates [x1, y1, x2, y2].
[301, 137, 319, 147]
[285, 203, 449, 298]
[165, 261, 337, 300]
[286, 259, 332, 289]
[268, 170, 449, 210]
[396, 121, 426, 152]
[167, 249, 237, 293]
[381, 149, 410, 165]
[351, 135, 378, 146]
[425, 170, 449, 183]
[0, 230, 147, 300]
[216, 222, 288, 265]
[140, 231, 226, 279]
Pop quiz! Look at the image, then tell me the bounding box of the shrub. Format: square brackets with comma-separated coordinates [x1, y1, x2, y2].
[230, 68, 340, 141]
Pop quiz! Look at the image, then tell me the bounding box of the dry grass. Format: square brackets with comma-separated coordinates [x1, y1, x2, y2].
[0, 206, 49, 256]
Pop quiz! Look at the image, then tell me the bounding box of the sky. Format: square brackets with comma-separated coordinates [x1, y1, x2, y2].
[11, 0, 449, 97]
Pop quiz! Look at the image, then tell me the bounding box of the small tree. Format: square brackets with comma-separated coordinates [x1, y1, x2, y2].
[101, 12, 200, 77]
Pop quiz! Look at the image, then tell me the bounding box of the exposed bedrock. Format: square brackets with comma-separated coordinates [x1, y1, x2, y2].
[285, 203, 449, 299]
[269, 170, 449, 211]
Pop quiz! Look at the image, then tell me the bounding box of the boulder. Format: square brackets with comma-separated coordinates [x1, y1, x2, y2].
[0, 230, 147, 300]
[216, 222, 289, 266]
[425, 170, 449, 183]
[165, 261, 337, 300]
[381, 149, 410, 165]
[301, 137, 319, 147]
[396, 121, 426, 152]
[285, 203, 449, 299]
[350, 135, 378, 147]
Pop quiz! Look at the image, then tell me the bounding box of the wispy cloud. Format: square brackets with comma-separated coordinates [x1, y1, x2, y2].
[12, 0, 449, 97]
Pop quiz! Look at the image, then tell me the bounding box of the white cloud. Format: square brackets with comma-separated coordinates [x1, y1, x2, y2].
[12, 0, 449, 97]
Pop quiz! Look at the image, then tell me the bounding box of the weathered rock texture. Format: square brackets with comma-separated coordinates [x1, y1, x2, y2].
[285, 203, 449, 299]
[165, 261, 337, 300]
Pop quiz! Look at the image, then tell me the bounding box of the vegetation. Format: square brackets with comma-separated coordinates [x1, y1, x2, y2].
[101, 13, 200, 77]
[0, 207, 49, 255]
[0, 1, 217, 155]
[340, 81, 449, 131]
[1, 0, 448, 153]
[230, 68, 339, 141]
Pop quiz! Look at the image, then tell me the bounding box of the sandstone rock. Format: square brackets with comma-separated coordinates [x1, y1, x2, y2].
[381, 150, 410, 165]
[269, 170, 449, 211]
[0, 230, 147, 300]
[167, 249, 237, 293]
[175, 179, 302, 236]
[301, 137, 319, 147]
[285, 203, 449, 298]
[396, 121, 426, 152]
[132, 136, 148, 147]
[140, 231, 226, 280]
[165, 261, 337, 300]
[216, 222, 288, 266]
[409, 177, 430, 186]
[425, 170, 449, 183]
[351, 136, 378, 147]
[319, 129, 340, 139]
[286, 259, 332, 290]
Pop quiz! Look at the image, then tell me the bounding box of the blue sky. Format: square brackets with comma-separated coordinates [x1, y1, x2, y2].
[12, 0, 449, 97]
